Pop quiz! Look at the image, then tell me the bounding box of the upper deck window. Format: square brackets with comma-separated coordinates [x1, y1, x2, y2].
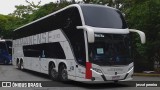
[80, 4, 127, 29]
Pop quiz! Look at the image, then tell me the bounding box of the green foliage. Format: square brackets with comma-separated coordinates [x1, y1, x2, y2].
[0, 15, 7, 29]
[10, 0, 41, 19]
[0, 1, 73, 38]
[0, 15, 7, 37]
[0, 14, 23, 38]
[125, 0, 160, 70]
[29, 2, 72, 21]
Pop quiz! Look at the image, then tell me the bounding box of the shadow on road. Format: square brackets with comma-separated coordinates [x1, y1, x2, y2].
[18, 69, 50, 80]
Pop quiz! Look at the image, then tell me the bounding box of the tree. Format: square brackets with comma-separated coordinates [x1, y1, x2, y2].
[10, 0, 41, 19]
[0, 15, 7, 37]
[124, 0, 160, 71]
[0, 14, 22, 38]
[28, 1, 72, 21]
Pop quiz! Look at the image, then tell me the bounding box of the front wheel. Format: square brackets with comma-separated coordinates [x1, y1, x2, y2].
[59, 64, 68, 81]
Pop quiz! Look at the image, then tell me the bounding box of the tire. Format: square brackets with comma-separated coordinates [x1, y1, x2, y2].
[59, 64, 68, 81]
[17, 61, 21, 69]
[49, 63, 58, 80]
[20, 60, 24, 70]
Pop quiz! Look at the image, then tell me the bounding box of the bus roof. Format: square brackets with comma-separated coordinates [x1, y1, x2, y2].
[14, 4, 117, 32]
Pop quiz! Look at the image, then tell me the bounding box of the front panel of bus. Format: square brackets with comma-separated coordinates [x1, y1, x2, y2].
[80, 5, 133, 81]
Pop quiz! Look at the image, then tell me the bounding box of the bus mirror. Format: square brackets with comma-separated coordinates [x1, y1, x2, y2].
[77, 26, 95, 43]
[129, 29, 146, 44]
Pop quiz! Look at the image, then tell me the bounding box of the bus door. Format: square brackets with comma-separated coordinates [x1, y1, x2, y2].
[74, 42, 86, 80]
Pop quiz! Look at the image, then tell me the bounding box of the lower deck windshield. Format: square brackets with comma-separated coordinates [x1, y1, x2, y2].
[89, 34, 132, 66]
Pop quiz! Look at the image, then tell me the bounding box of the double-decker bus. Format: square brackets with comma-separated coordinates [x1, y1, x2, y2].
[0, 39, 12, 64]
[12, 4, 145, 82]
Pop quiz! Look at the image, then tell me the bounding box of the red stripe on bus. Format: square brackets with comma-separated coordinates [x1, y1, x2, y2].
[85, 62, 92, 79]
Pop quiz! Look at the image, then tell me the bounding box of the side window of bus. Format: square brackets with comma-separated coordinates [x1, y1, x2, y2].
[41, 43, 66, 59]
[23, 43, 66, 59]
[23, 45, 41, 57]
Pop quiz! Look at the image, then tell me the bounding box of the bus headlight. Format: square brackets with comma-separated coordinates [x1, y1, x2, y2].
[91, 68, 103, 75]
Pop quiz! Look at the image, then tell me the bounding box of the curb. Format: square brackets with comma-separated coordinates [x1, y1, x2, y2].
[133, 73, 160, 77]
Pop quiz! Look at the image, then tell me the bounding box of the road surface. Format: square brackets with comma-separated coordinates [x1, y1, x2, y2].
[0, 65, 160, 90]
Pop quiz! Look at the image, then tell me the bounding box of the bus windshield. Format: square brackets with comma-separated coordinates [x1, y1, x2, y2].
[88, 34, 132, 66]
[80, 5, 127, 29]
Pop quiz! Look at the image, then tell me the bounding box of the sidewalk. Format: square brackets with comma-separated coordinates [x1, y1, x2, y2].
[134, 73, 160, 77]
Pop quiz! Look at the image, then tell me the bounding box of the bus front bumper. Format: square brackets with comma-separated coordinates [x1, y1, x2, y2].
[91, 67, 134, 82]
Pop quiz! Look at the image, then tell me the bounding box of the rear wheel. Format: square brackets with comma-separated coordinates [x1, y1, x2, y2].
[49, 63, 58, 80]
[59, 64, 68, 81]
[17, 60, 21, 69]
[20, 60, 24, 70]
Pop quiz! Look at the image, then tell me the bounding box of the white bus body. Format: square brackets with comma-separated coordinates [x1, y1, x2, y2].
[12, 4, 145, 82]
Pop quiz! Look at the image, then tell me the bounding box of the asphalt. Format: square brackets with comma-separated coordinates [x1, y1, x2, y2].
[0, 65, 160, 90]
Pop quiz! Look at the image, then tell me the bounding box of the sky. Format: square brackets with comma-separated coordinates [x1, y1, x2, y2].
[0, 0, 57, 15]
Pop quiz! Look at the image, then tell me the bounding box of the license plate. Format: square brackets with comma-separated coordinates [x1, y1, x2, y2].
[112, 76, 120, 80]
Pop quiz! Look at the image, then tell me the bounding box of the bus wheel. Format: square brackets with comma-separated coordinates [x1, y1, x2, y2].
[49, 63, 58, 80]
[59, 64, 68, 81]
[20, 60, 24, 70]
[17, 61, 21, 69]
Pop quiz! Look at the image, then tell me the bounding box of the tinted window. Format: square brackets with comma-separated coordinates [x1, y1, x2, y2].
[61, 7, 86, 66]
[81, 5, 127, 29]
[23, 42, 66, 59]
[13, 7, 83, 39]
[89, 34, 132, 66]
